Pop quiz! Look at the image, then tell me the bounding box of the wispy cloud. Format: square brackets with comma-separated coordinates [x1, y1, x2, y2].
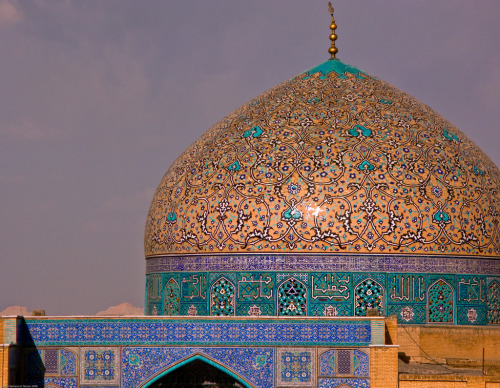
[0, 0, 22, 27]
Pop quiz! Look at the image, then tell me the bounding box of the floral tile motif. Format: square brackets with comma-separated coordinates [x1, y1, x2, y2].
[318, 377, 370, 388]
[277, 347, 316, 387]
[43, 377, 77, 388]
[80, 347, 120, 385]
[145, 58, 500, 258]
[61, 348, 77, 376]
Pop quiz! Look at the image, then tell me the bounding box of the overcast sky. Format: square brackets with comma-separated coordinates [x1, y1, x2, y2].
[1, 1, 499, 315]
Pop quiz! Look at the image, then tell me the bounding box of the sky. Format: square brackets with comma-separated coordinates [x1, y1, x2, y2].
[1, 1, 499, 316]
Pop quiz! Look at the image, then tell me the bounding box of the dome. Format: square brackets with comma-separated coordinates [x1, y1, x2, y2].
[145, 59, 500, 258]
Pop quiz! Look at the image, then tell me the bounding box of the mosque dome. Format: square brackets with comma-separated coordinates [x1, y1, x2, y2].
[145, 59, 500, 259]
[144, 19, 500, 323]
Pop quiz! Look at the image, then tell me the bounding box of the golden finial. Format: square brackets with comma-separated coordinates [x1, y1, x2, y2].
[328, 2, 338, 59]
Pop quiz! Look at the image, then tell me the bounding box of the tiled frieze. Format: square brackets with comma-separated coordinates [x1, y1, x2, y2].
[146, 254, 500, 274]
[146, 270, 500, 325]
[21, 318, 373, 346]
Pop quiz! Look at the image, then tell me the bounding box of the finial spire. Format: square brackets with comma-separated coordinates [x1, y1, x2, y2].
[328, 2, 338, 59]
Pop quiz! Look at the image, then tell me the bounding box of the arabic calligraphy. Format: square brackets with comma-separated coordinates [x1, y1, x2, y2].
[458, 276, 485, 303]
[238, 275, 273, 300]
[311, 273, 350, 300]
[389, 274, 425, 302]
[181, 274, 207, 300]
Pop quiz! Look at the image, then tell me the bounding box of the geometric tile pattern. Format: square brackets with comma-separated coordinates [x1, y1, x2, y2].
[318, 378, 370, 388]
[44, 348, 59, 374]
[337, 349, 351, 375]
[80, 347, 120, 385]
[22, 318, 372, 347]
[277, 348, 316, 387]
[121, 346, 274, 388]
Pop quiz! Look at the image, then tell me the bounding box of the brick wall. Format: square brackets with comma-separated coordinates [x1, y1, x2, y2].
[370, 346, 398, 388]
[398, 325, 500, 367]
[0, 346, 7, 388]
[399, 375, 500, 388]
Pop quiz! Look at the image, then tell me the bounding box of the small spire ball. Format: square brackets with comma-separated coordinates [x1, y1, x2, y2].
[328, 1, 338, 59]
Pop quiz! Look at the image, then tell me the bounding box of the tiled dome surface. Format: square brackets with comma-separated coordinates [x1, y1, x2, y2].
[145, 60, 500, 258]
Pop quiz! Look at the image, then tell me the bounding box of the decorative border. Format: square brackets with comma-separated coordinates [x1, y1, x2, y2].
[146, 254, 500, 275]
[21, 318, 372, 347]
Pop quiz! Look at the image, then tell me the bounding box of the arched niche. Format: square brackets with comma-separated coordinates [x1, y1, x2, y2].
[142, 354, 253, 388]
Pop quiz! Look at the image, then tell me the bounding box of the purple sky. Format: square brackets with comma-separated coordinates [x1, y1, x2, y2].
[1, 1, 499, 315]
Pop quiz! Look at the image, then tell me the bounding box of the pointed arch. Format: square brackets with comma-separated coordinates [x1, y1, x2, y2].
[354, 278, 385, 316]
[164, 277, 180, 315]
[210, 276, 236, 316]
[141, 353, 253, 388]
[487, 280, 500, 325]
[427, 278, 454, 324]
[277, 277, 307, 316]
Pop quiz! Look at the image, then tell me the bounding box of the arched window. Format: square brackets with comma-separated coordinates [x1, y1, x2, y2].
[487, 280, 500, 325]
[277, 277, 307, 316]
[164, 277, 180, 316]
[428, 279, 454, 324]
[210, 277, 236, 316]
[145, 357, 249, 388]
[354, 278, 384, 316]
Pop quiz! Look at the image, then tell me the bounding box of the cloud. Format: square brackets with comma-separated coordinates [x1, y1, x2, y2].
[0, 0, 22, 27]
